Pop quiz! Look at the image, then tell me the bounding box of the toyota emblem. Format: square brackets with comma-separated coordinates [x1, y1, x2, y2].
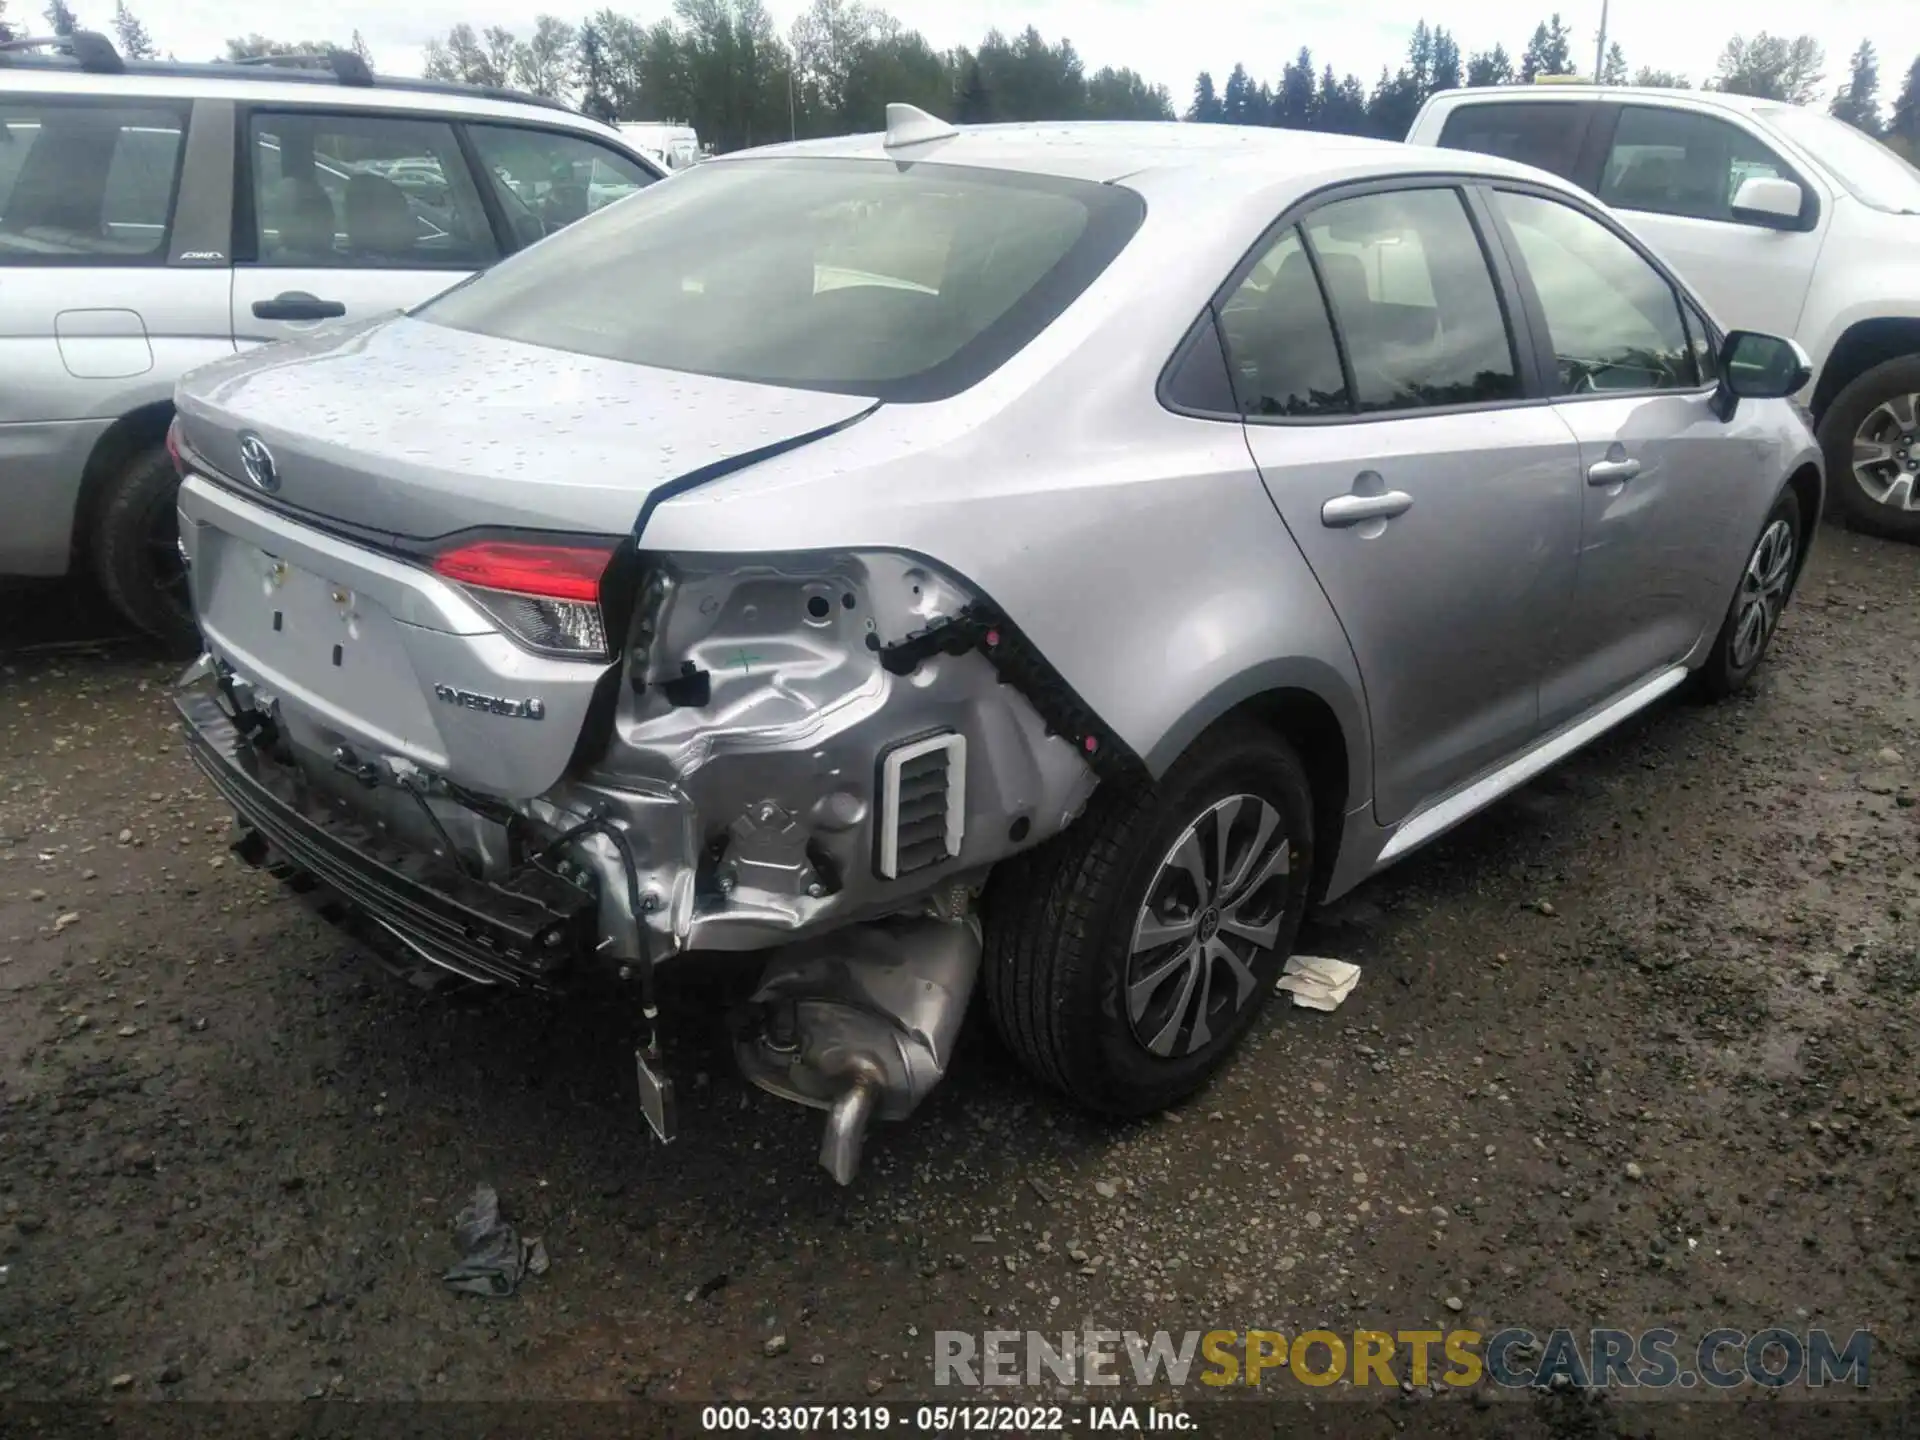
[237, 431, 279, 493]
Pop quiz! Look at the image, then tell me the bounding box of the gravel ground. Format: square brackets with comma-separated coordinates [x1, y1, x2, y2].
[0, 526, 1916, 1415]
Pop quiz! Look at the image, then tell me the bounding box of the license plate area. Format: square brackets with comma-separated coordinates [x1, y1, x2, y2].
[195, 526, 449, 768]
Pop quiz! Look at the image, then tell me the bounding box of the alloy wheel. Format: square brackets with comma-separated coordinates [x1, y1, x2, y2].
[1126, 794, 1291, 1058]
[1851, 393, 1920, 512]
[1731, 517, 1795, 672]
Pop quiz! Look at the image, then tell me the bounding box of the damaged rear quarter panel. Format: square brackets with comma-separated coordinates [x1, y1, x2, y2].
[571, 549, 1099, 953]
[634, 392, 1371, 810]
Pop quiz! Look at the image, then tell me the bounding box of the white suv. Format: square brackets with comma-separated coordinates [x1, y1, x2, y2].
[1410, 85, 1920, 540]
[0, 31, 664, 646]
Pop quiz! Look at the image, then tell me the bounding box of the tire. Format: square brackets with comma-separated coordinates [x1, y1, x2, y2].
[1694, 489, 1802, 700]
[982, 722, 1314, 1116]
[91, 440, 199, 654]
[1817, 354, 1920, 542]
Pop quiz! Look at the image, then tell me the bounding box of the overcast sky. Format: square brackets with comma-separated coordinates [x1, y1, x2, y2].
[98, 0, 1908, 102]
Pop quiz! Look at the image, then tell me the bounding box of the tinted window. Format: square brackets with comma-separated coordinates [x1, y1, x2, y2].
[466, 124, 657, 249]
[1303, 188, 1519, 412]
[1216, 226, 1348, 417]
[0, 100, 184, 263]
[422, 158, 1144, 401]
[1494, 190, 1694, 394]
[1438, 102, 1589, 177]
[1599, 106, 1797, 224]
[248, 111, 496, 268]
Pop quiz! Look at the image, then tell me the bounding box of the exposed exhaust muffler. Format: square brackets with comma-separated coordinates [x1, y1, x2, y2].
[734, 915, 979, 1184]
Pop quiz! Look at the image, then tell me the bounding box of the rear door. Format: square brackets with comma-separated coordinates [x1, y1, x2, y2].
[230, 107, 500, 348]
[1224, 183, 1584, 826]
[1591, 104, 1824, 338]
[1483, 183, 1753, 726]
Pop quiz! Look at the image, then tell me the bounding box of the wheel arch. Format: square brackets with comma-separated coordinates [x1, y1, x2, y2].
[71, 399, 175, 563]
[1784, 461, 1822, 584]
[1810, 317, 1920, 421]
[1143, 658, 1369, 903]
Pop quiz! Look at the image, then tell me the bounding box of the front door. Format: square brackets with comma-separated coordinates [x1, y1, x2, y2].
[229, 107, 500, 348]
[1487, 187, 1755, 726]
[1221, 186, 1584, 826]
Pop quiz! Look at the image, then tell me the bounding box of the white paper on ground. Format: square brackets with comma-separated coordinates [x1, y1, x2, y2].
[1275, 955, 1362, 1012]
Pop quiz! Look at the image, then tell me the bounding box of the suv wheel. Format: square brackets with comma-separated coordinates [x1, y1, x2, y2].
[1818, 355, 1920, 542]
[982, 723, 1313, 1116]
[1695, 489, 1801, 699]
[92, 440, 199, 654]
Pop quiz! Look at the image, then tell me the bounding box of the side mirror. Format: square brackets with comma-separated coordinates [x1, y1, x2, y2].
[1730, 174, 1806, 230]
[1710, 330, 1813, 421]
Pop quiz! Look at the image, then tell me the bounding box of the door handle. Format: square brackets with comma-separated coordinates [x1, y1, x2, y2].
[1321, 490, 1414, 528]
[251, 291, 347, 321]
[1587, 457, 1642, 485]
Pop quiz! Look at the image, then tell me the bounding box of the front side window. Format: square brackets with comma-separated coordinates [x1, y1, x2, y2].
[0, 100, 185, 263]
[422, 157, 1144, 400]
[1437, 102, 1591, 179]
[1302, 188, 1519, 412]
[1216, 226, 1348, 417]
[1599, 106, 1798, 225]
[1494, 189, 1695, 394]
[465, 124, 658, 249]
[248, 111, 496, 268]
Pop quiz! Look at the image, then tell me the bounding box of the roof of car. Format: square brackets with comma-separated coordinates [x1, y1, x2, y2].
[0, 34, 618, 133]
[719, 119, 1558, 187]
[1421, 83, 1794, 117]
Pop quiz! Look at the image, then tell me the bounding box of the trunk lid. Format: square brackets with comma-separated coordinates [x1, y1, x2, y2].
[173, 313, 877, 540]
[174, 314, 876, 800]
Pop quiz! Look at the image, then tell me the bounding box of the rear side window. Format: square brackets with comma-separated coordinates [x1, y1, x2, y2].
[1598, 106, 1799, 225]
[1216, 226, 1348, 417]
[0, 100, 185, 264]
[1303, 188, 1519, 412]
[1437, 102, 1591, 178]
[1493, 190, 1694, 394]
[422, 157, 1145, 401]
[247, 110, 497, 269]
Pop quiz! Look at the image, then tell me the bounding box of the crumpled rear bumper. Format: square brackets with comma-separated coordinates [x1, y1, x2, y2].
[178, 687, 597, 987]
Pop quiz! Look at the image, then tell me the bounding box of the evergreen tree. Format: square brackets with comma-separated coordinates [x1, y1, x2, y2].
[1520, 14, 1575, 82]
[1275, 47, 1315, 129]
[1891, 55, 1920, 146]
[110, 0, 154, 58]
[1830, 40, 1882, 134]
[43, 0, 77, 37]
[1466, 45, 1513, 87]
[1188, 70, 1223, 124]
[1600, 42, 1628, 86]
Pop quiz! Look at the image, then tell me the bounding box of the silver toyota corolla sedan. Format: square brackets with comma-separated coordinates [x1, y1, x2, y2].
[169, 109, 1822, 1181]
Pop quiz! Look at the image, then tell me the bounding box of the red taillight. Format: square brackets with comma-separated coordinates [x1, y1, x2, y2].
[430, 540, 614, 603]
[165, 417, 184, 476]
[429, 537, 621, 660]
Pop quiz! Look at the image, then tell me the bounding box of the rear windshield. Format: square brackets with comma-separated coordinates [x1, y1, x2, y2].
[420, 157, 1145, 400]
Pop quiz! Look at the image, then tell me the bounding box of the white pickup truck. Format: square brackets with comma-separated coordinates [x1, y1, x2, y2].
[1410, 85, 1920, 540]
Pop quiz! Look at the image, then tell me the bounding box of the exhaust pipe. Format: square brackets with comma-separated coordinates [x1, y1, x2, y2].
[734, 915, 979, 1184]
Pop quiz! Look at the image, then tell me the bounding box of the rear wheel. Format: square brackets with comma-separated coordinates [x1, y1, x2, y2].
[91, 440, 198, 653]
[1695, 489, 1801, 700]
[1818, 354, 1920, 542]
[982, 722, 1314, 1116]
